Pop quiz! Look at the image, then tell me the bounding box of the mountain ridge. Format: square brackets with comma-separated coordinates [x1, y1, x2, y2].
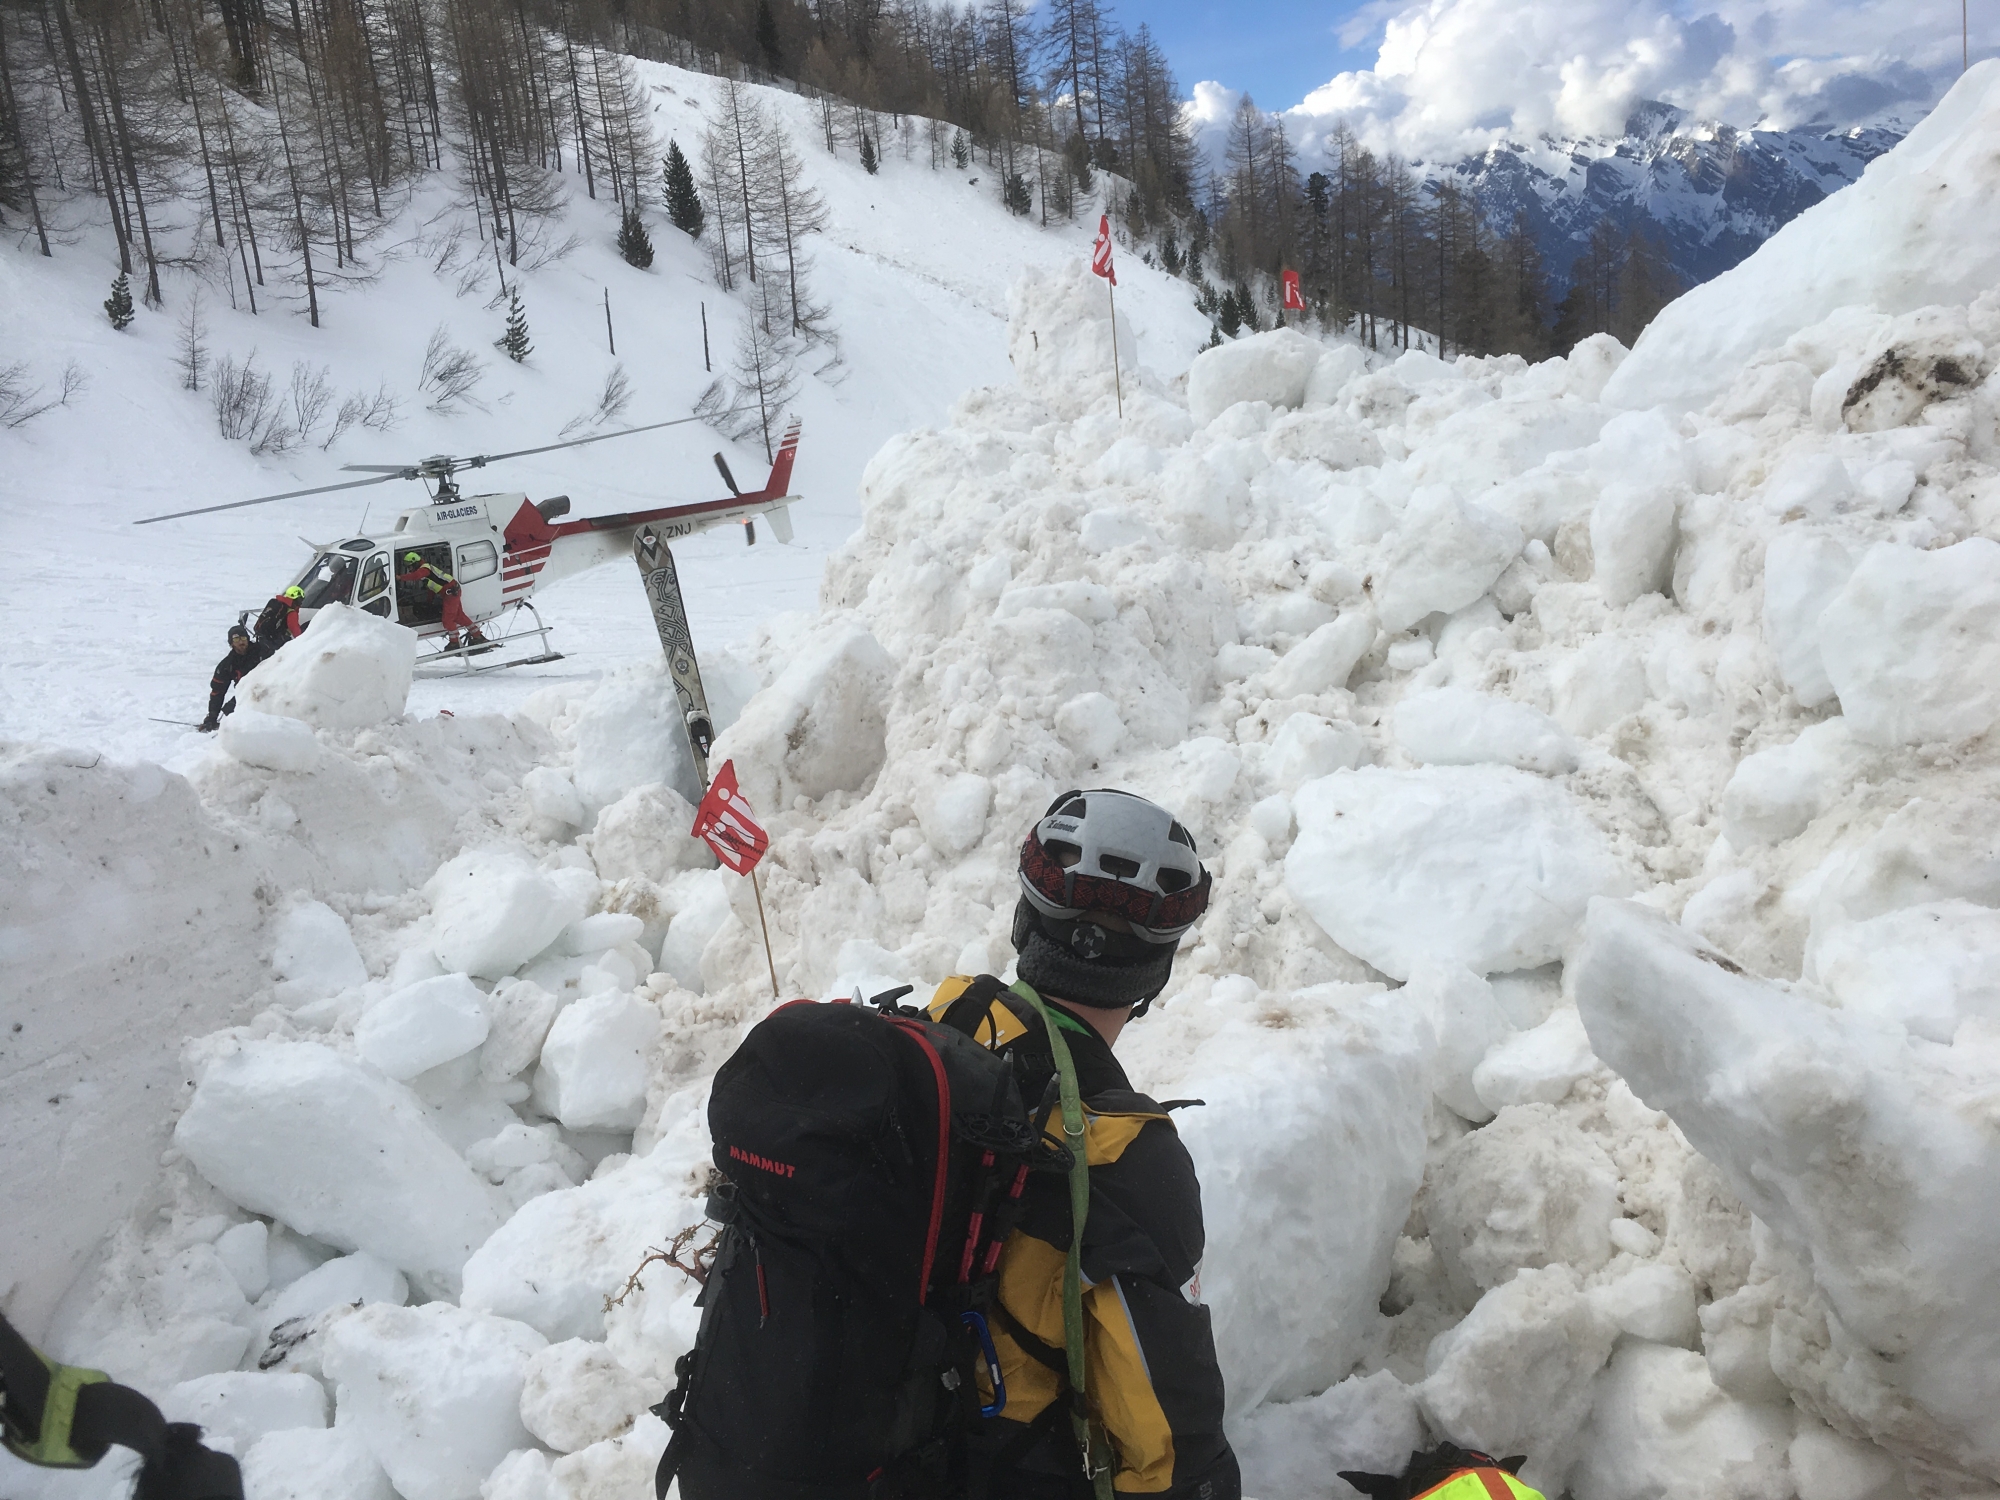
[1433, 103, 1904, 294]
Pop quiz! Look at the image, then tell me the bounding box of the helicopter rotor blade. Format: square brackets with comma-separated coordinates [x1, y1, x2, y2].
[134, 471, 406, 526]
[468, 409, 753, 469]
[134, 407, 761, 527]
[712, 453, 742, 496]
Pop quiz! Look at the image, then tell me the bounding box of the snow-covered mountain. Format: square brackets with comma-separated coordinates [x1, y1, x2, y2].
[1441, 102, 1903, 292]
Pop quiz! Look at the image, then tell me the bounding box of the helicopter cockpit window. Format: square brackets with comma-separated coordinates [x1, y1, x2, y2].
[456, 540, 499, 583]
[294, 553, 358, 609]
[357, 553, 389, 603]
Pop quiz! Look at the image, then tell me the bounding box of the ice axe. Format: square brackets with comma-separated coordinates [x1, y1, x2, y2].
[714, 453, 755, 546]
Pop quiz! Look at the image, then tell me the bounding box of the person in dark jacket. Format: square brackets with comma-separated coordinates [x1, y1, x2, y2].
[198, 624, 264, 732]
[925, 788, 1238, 1500]
[253, 586, 303, 653]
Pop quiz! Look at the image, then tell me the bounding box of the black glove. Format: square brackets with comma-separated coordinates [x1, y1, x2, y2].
[197, 717, 219, 733]
[221, 699, 237, 717]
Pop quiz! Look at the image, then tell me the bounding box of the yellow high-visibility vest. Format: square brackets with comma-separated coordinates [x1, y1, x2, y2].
[1414, 1467, 1546, 1500]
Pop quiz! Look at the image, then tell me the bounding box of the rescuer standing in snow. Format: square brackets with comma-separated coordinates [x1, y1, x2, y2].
[198, 624, 264, 732]
[398, 551, 485, 650]
[253, 585, 303, 653]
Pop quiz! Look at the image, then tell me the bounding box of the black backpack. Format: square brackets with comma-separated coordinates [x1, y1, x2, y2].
[654, 982, 1066, 1500]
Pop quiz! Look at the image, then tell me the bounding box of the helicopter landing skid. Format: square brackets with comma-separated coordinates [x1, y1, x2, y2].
[414, 602, 564, 677]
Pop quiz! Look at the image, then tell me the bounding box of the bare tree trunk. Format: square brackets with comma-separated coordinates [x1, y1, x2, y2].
[50, 0, 128, 271]
[94, 19, 161, 304]
[272, 67, 320, 326]
[0, 12, 51, 255]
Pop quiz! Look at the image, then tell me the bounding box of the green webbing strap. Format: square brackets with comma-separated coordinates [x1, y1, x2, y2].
[0, 1322, 108, 1469]
[1010, 981, 1117, 1500]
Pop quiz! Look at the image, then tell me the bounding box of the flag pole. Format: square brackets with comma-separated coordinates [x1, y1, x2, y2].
[750, 866, 779, 1000]
[1106, 276, 1124, 420]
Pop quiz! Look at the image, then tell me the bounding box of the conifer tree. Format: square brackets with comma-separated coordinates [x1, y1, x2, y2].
[104, 272, 135, 330]
[754, 0, 784, 74]
[664, 142, 705, 239]
[498, 287, 532, 362]
[1235, 280, 1261, 332]
[1003, 171, 1031, 215]
[951, 131, 971, 170]
[1218, 287, 1241, 338]
[859, 131, 879, 175]
[618, 208, 655, 268]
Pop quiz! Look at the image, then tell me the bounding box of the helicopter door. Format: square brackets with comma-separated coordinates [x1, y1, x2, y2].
[453, 539, 501, 627]
[396, 543, 452, 629]
[356, 552, 393, 619]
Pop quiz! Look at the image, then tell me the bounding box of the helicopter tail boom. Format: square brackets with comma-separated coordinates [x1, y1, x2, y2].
[500, 420, 803, 598]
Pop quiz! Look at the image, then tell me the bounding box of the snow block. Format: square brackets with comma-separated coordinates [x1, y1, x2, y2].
[521, 766, 584, 831]
[1373, 489, 1523, 634]
[1302, 343, 1369, 408]
[426, 847, 572, 980]
[571, 664, 704, 814]
[160, 1371, 327, 1455]
[1419, 1265, 1617, 1494]
[533, 990, 661, 1132]
[220, 709, 322, 773]
[271, 901, 366, 1002]
[1472, 1008, 1601, 1113]
[175, 1042, 505, 1294]
[518, 1340, 654, 1453]
[1604, 61, 2000, 412]
[1005, 262, 1140, 417]
[1762, 529, 1857, 707]
[1818, 538, 2000, 746]
[1427, 1103, 1620, 1303]
[1570, 1343, 1793, 1500]
[1262, 612, 1376, 699]
[1263, 713, 1367, 789]
[1231, 1370, 1424, 1500]
[1287, 767, 1630, 980]
[241, 1426, 395, 1500]
[1122, 982, 1430, 1412]
[240, 603, 415, 730]
[1573, 897, 2000, 1475]
[1402, 960, 1512, 1122]
[585, 783, 709, 884]
[461, 1149, 704, 1343]
[915, 772, 992, 856]
[355, 973, 491, 1080]
[708, 614, 894, 815]
[254, 1252, 408, 1365]
[1720, 719, 1866, 848]
[1812, 899, 2000, 1044]
[320, 1302, 546, 1500]
[478, 979, 564, 1083]
[1589, 483, 1680, 606]
[1185, 328, 1323, 429]
[1394, 687, 1577, 776]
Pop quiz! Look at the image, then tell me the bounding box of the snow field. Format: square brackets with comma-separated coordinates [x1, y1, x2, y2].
[15, 59, 2000, 1500]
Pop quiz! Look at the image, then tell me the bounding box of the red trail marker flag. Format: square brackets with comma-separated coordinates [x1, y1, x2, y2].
[692, 760, 770, 874]
[1281, 269, 1305, 311]
[1091, 214, 1117, 285]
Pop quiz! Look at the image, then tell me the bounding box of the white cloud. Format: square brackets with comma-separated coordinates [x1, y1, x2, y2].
[1194, 0, 1981, 162]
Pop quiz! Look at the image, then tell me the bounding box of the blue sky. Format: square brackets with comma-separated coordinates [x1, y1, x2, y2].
[1131, 0, 1380, 111]
[1142, 0, 1983, 161]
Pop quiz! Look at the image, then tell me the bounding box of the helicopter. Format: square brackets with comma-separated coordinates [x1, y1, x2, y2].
[137, 413, 804, 674]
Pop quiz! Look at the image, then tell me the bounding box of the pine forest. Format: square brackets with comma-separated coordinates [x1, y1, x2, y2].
[0, 0, 1673, 363]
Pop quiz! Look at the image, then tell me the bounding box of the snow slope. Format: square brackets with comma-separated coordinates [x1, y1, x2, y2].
[11, 51, 2000, 1500]
[0, 60, 1207, 766]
